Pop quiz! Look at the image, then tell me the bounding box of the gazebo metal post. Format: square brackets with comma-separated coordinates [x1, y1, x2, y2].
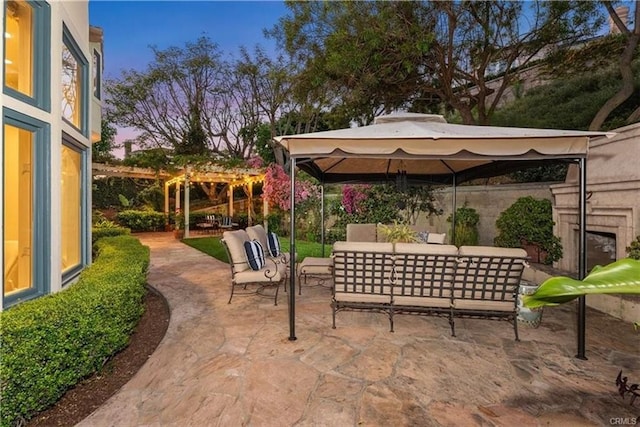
[289, 158, 297, 341]
[320, 184, 325, 257]
[451, 174, 457, 246]
[577, 157, 587, 360]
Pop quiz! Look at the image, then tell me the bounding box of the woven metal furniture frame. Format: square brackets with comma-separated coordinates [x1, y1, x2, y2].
[452, 254, 527, 340]
[331, 249, 394, 330]
[391, 252, 458, 334]
[220, 239, 282, 305]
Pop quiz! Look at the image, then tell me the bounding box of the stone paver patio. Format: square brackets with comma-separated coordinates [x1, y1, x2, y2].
[79, 232, 639, 426]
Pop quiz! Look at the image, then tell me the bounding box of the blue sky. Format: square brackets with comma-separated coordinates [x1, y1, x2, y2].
[89, 1, 289, 80]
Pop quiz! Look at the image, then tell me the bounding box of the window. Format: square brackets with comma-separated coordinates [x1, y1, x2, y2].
[3, 108, 50, 306]
[92, 49, 101, 99]
[3, 0, 50, 109]
[61, 136, 87, 280]
[3, 0, 32, 95]
[3, 123, 33, 295]
[62, 25, 88, 133]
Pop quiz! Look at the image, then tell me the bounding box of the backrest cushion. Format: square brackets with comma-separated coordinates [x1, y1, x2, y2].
[427, 233, 447, 244]
[246, 225, 269, 249]
[267, 232, 280, 257]
[346, 224, 377, 242]
[222, 230, 251, 272]
[244, 240, 266, 271]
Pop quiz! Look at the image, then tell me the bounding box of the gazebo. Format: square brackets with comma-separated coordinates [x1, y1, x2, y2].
[275, 112, 614, 358]
[92, 163, 266, 237]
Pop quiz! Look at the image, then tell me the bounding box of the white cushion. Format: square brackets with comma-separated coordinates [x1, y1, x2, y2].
[223, 230, 251, 272]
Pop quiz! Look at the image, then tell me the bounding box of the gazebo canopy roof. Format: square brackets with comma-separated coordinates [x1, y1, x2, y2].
[275, 113, 614, 184]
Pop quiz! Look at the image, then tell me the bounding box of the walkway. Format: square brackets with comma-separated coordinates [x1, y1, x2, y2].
[79, 232, 639, 426]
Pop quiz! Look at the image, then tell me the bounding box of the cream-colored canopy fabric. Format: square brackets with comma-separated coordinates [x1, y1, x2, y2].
[275, 113, 614, 184]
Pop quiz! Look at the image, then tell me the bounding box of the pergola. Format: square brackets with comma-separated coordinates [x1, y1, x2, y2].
[92, 163, 266, 237]
[275, 113, 614, 358]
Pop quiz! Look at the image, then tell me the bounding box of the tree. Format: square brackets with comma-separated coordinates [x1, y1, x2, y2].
[590, 1, 640, 130]
[270, 1, 603, 125]
[92, 118, 118, 163]
[235, 47, 294, 165]
[106, 37, 258, 160]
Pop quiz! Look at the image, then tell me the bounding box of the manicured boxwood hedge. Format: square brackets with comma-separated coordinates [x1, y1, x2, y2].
[0, 236, 150, 427]
[115, 209, 166, 232]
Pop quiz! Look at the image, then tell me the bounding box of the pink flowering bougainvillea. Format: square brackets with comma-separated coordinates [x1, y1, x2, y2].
[263, 164, 319, 210]
[246, 155, 264, 168]
[342, 184, 370, 214]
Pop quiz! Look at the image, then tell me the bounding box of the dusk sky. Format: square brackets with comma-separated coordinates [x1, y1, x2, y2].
[89, 0, 288, 79]
[89, 1, 289, 151]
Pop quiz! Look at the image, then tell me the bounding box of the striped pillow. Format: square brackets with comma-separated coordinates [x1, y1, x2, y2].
[243, 240, 265, 271]
[267, 232, 281, 257]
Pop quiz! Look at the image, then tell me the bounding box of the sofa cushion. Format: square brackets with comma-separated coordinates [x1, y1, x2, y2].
[458, 246, 528, 259]
[244, 240, 266, 271]
[394, 243, 458, 255]
[246, 224, 269, 249]
[453, 299, 515, 312]
[346, 224, 377, 242]
[233, 266, 282, 285]
[426, 233, 447, 244]
[223, 230, 251, 272]
[333, 241, 394, 253]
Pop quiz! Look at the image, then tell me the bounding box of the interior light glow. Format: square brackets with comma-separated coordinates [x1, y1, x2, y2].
[4, 59, 13, 65]
[4, 32, 11, 38]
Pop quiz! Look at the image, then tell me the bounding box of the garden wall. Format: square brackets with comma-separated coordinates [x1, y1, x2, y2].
[416, 182, 555, 246]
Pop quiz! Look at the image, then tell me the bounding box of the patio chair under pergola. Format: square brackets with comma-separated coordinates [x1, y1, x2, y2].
[275, 112, 614, 358]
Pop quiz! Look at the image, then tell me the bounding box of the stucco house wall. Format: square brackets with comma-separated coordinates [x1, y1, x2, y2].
[1, 0, 102, 310]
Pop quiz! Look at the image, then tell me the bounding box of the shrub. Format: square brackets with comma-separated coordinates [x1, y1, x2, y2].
[0, 236, 149, 427]
[115, 209, 166, 232]
[627, 236, 640, 260]
[92, 214, 130, 243]
[447, 204, 480, 247]
[378, 221, 418, 243]
[494, 196, 562, 264]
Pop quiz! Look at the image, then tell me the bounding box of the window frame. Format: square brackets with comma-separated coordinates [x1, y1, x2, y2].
[60, 133, 89, 284]
[61, 24, 89, 136]
[2, 0, 51, 111]
[2, 107, 51, 308]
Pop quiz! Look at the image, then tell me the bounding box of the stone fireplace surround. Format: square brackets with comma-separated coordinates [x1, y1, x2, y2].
[551, 122, 640, 322]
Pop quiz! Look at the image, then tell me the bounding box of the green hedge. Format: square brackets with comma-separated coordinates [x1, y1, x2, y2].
[115, 209, 166, 232]
[0, 236, 150, 427]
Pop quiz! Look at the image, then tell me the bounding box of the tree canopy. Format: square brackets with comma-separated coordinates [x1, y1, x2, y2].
[269, 0, 604, 125]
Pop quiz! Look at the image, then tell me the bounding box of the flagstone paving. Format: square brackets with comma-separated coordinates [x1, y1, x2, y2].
[79, 232, 639, 426]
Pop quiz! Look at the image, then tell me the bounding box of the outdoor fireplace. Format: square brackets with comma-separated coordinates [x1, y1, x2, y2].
[586, 230, 616, 272]
[551, 122, 640, 322]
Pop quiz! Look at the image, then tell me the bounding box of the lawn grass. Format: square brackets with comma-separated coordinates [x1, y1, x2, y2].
[182, 236, 332, 263]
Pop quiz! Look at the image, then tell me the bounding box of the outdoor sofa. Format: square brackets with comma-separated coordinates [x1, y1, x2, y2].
[331, 241, 529, 339]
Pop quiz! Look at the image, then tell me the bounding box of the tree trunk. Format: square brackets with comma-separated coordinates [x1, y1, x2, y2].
[589, 3, 639, 131]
